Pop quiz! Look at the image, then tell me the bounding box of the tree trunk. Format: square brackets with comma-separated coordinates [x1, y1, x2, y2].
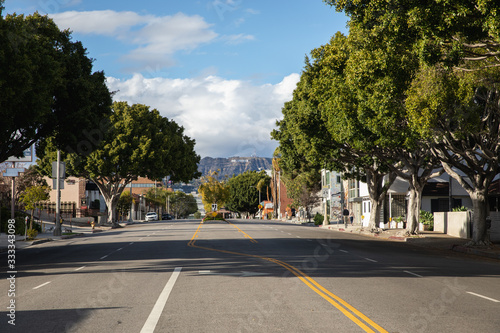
[406, 181, 424, 235]
[103, 194, 121, 226]
[30, 210, 34, 230]
[92, 179, 128, 227]
[366, 168, 397, 230]
[470, 191, 490, 245]
[368, 196, 383, 230]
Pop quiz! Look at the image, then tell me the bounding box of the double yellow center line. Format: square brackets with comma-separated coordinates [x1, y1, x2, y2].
[187, 220, 388, 333]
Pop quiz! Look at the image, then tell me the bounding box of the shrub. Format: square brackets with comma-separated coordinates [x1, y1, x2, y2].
[27, 228, 38, 240]
[419, 210, 434, 231]
[193, 211, 202, 219]
[203, 213, 224, 221]
[314, 213, 324, 225]
[452, 206, 468, 212]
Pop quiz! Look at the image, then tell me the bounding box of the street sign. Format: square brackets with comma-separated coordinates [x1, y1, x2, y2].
[52, 179, 64, 189]
[2, 168, 25, 177]
[6, 145, 33, 162]
[52, 161, 66, 179]
[211, 203, 217, 211]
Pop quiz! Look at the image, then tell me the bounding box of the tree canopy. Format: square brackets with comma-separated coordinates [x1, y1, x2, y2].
[226, 170, 270, 216]
[37, 102, 200, 226]
[274, 0, 500, 241]
[198, 170, 230, 213]
[0, 10, 112, 163]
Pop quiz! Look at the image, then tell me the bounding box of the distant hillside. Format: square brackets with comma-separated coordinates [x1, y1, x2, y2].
[198, 157, 273, 178]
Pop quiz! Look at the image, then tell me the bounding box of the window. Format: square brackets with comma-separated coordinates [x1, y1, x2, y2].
[348, 179, 359, 198]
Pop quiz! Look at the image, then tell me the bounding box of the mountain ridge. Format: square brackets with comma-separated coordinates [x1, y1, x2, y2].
[198, 156, 273, 178]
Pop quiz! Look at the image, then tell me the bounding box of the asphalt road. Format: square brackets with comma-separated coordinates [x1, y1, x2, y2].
[1, 219, 500, 333]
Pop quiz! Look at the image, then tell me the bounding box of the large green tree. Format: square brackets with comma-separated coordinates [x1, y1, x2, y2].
[169, 191, 198, 219]
[38, 102, 200, 227]
[19, 184, 50, 230]
[327, 0, 500, 243]
[0, 8, 111, 163]
[226, 170, 270, 216]
[273, 32, 400, 231]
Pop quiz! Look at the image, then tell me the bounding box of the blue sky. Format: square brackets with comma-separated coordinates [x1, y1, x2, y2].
[4, 0, 348, 158]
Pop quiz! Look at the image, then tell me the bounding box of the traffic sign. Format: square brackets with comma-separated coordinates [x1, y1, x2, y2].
[211, 203, 217, 211]
[2, 168, 25, 177]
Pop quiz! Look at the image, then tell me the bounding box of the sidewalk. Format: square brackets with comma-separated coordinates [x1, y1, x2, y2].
[318, 222, 500, 260]
[0, 220, 113, 253]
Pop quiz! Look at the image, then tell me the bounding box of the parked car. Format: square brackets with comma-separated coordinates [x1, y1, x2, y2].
[162, 213, 172, 220]
[145, 212, 158, 221]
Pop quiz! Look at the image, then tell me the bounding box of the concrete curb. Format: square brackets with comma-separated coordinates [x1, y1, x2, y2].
[318, 224, 500, 260]
[451, 245, 500, 260]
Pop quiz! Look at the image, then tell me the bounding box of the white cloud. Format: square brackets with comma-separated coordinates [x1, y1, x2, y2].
[50, 10, 218, 70]
[106, 73, 300, 158]
[222, 33, 255, 45]
[50, 10, 146, 36]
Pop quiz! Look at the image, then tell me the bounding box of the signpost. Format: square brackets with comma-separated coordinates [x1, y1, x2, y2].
[2, 167, 25, 220]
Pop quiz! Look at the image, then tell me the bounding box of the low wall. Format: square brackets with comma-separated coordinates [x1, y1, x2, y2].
[434, 211, 500, 242]
[434, 212, 470, 239]
[488, 212, 500, 243]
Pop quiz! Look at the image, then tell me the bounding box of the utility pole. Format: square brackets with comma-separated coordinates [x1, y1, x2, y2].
[54, 150, 62, 236]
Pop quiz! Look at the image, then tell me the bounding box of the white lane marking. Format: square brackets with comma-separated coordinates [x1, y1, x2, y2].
[75, 266, 86, 271]
[364, 258, 378, 263]
[33, 281, 51, 290]
[296, 236, 301, 238]
[130, 242, 134, 245]
[141, 267, 182, 333]
[339, 250, 349, 253]
[404, 270, 423, 278]
[100, 255, 108, 260]
[467, 292, 500, 303]
[116, 248, 123, 251]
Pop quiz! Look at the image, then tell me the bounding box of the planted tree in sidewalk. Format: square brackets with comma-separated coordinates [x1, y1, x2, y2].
[169, 191, 198, 219]
[281, 172, 320, 222]
[273, 33, 398, 231]
[226, 170, 269, 216]
[407, 67, 500, 245]
[326, 0, 500, 244]
[117, 191, 134, 221]
[198, 170, 229, 213]
[19, 184, 50, 230]
[37, 102, 200, 226]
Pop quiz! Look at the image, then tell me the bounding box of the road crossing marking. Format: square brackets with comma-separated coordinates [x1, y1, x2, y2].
[188, 220, 388, 333]
[403, 270, 423, 278]
[75, 266, 86, 271]
[33, 281, 51, 290]
[467, 292, 500, 303]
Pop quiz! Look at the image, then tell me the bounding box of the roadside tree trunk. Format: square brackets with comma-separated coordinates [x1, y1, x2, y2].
[470, 191, 489, 245]
[93, 180, 129, 227]
[366, 168, 397, 231]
